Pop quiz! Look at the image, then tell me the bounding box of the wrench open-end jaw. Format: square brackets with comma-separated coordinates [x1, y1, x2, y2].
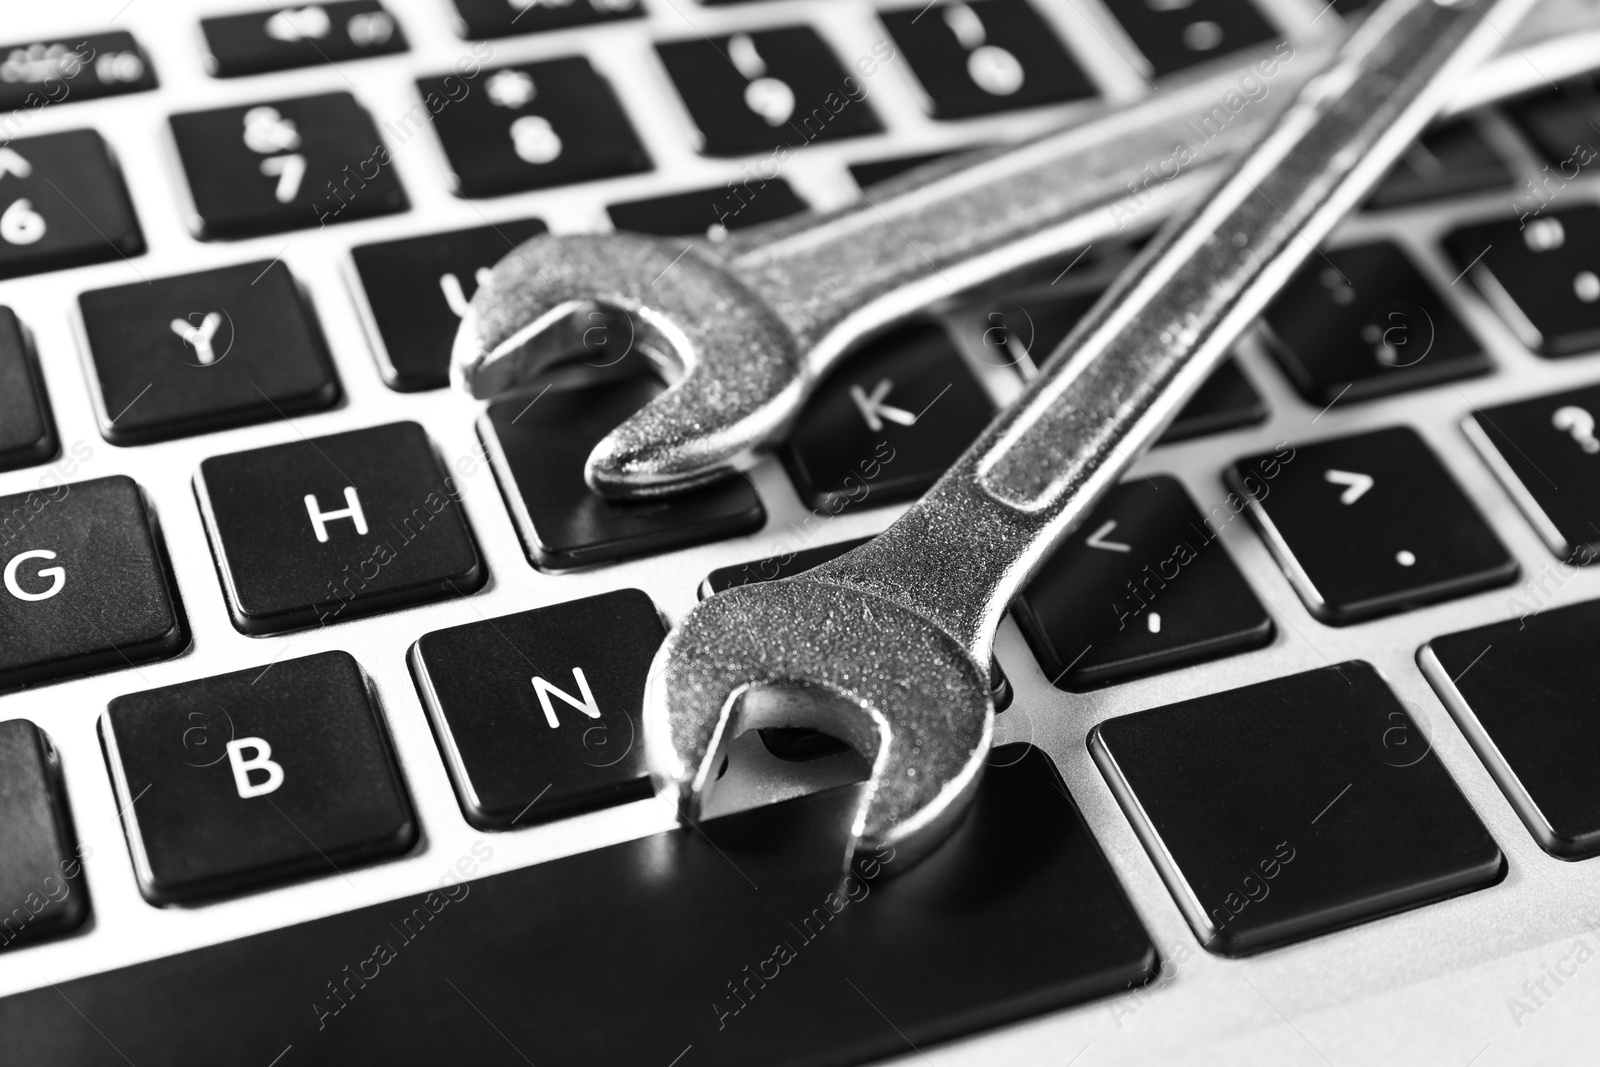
[451, 231, 805, 498]
[448, 0, 1574, 505]
[451, 48, 1329, 499]
[640, 0, 1534, 876]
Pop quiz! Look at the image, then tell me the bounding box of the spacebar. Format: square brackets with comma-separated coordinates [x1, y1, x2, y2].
[1, 746, 1153, 1067]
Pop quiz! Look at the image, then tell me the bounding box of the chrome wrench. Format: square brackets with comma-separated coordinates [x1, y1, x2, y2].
[639, 0, 1536, 873]
[453, 0, 1584, 499]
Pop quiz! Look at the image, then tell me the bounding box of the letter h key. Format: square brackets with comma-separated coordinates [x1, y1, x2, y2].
[305, 487, 368, 542]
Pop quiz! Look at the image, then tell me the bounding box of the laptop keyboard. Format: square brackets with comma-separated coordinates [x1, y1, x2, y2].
[6, 0, 1600, 1062]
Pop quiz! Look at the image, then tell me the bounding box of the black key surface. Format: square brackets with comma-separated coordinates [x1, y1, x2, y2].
[351, 217, 547, 391]
[79, 260, 340, 444]
[1229, 428, 1516, 624]
[1505, 77, 1600, 167]
[1425, 598, 1600, 858]
[0, 744, 1154, 1064]
[1445, 205, 1600, 356]
[1015, 475, 1272, 690]
[0, 308, 56, 472]
[657, 28, 884, 157]
[1466, 383, 1600, 561]
[103, 651, 415, 904]
[410, 589, 663, 829]
[1098, 0, 1279, 76]
[1366, 121, 1510, 210]
[1158, 360, 1268, 442]
[987, 290, 1265, 442]
[0, 129, 143, 280]
[0, 32, 155, 111]
[481, 368, 764, 569]
[195, 422, 484, 634]
[0, 719, 88, 950]
[450, 0, 643, 37]
[700, 536, 873, 597]
[607, 179, 806, 237]
[1092, 662, 1503, 956]
[170, 91, 406, 238]
[421, 58, 649, 198]
[881, 0, 1095, 119]
[202, 1, 407, 77]
[1261, 241, 1488, 403]
[784, 322, 993, 509]
[849, 150, 951, 189]
[0, 475, 185, 689]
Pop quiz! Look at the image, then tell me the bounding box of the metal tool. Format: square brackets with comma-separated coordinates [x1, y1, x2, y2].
[636, 0, 1535, 874]
[451, 4, 1578, 499]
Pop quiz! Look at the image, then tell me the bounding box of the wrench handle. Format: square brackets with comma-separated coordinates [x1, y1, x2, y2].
[813, 0, 1535, 658]
[719, 48, 1317, 366]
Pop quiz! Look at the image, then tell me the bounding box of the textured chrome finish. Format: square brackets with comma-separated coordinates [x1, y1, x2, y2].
[453, 39, 1325, 496]
[454, 17, 1579, 499]
[645, 0, 1538, 875]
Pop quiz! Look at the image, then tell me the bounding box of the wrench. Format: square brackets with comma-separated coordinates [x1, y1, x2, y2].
[452, 1, 1589, 499]
[638, 0, 1535, 874]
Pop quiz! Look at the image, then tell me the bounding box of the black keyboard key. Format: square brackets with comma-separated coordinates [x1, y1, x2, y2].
[202, 2, 407, 77]
[351, 217, 547, 391]
[1015, 476, 1272, 689]
[0, 745, 1154, 1063]
[0, 129, 143, 280]
[657, 29, 884, 157]
[103, 652, 415, 904]
[1366, 121, 1510, 210]
[1424, 599, 1600, 858]
[700, 536, 873, 597]
[1445, 206, 1600, 357]
[607, 179, 806, 237]
[195, 422, 484, 634]
[783, 322, 993, 509]
[849, 150, 951, 190]
[0, 32, 155, 110]
[1261, 241, 1488, 403]
[0, 309, 56, 472]
[0, 476, 185, 689]
[423, 57, 649, 198]
[410, 589, 663, 829]
[170, 91, 406, 238]
[1160, 360, 1267, 442]
[1092, 662, 1502, 956]
[450, 0, 642, 37]
[1099, 0, 1279, 76]
[988, 291, 1265, 441]
[1466, 383, 1600, 561]
[881, 0, 1095, 118]
[79, 260, 340, 445]
[0, 719, 88, 950]
[481, 369, 764, 569]
[1505, 77, 1600, 167]
[1230, 427, 1515, 624]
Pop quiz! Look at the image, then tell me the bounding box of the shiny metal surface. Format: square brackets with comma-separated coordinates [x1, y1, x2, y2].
[645, 0, 1535, 876]
[451, 46, 1316, 495]
[454, 10, 1588, 499]
[9, 1, 1600, 1065]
